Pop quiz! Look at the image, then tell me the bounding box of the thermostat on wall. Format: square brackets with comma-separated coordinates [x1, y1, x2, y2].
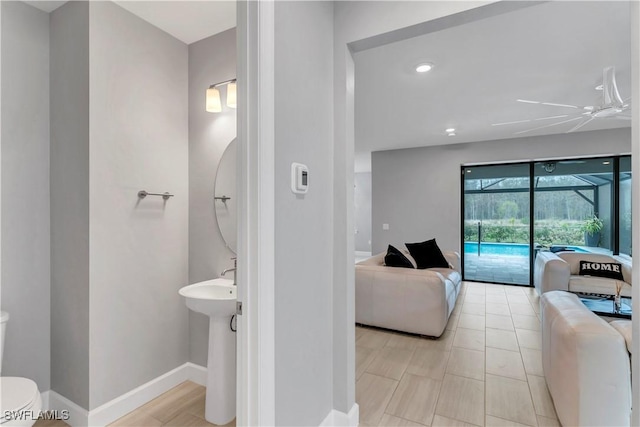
[291, 162, 309, 194]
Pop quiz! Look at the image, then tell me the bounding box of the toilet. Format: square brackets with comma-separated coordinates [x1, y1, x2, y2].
[0, 311, 42, 426]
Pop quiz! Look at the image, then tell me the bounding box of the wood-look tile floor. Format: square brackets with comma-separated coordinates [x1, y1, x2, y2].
[34, 381, 233, 427]
[108, 381, 234, 427]
[33, 420, 70, 427]
[356, 281, 562, 427]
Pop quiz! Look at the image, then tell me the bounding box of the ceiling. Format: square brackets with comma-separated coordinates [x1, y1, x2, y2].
[354, 1, 631, 172]
[23, 1, 236, 44]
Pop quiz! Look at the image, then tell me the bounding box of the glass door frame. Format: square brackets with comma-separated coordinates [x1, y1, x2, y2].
[460, 154, 631, 287]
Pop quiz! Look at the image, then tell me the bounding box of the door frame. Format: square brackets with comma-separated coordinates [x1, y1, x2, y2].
[460, 155, 631, 287]
[236, 1, 275, 425]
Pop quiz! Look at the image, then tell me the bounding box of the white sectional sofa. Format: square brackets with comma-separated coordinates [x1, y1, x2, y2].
[355, 250, 461, 337]
[534, 251, 632, 297]
[541, 291, 631, 427]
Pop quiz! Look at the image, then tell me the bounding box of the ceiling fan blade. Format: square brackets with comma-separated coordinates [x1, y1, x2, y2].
[492, 115, 571, 126]
[514, 116, 583, 135]
[516, 99, 582, 109]
[602, 66, 624, 106]
[534, 114, 570, 121]
[566, 116, 595, 133]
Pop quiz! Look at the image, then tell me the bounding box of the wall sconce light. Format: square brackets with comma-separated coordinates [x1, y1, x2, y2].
[206, 78, 237, 113]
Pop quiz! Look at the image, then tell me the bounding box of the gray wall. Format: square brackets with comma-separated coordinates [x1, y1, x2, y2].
[188, 29, 237, 367]
[50, 0, 91, 407]
[372, 128, 631, 254]
[274, 1, 334, 425]
[88, 1, 189, 409]
[354, 172, 372, 252]
[0, 0, 51, 391]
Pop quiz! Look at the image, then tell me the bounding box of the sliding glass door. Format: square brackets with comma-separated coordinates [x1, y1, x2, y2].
[619, 157, 632, 256]
[462, 164, 531, 286]
[462, 156, 631, 286]
[533, 159, 614, 254]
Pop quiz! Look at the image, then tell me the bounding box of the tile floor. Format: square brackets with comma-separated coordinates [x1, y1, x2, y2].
[37, 281, 558, 427]
[108, 381, 234, 427]
[34, 381, 233, 427]
[356, 281, 561, 427]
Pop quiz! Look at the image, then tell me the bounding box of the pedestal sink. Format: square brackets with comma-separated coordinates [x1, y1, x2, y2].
[179, 278, 236, 425]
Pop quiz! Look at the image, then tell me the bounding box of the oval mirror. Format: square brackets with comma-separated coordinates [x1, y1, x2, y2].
[214, 139, 237, 254]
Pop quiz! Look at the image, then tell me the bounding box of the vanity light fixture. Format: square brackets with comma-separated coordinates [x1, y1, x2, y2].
[206, 78, 237, 113]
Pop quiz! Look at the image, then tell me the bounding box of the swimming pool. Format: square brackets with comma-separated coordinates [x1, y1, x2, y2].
[464, 242, 589, 257]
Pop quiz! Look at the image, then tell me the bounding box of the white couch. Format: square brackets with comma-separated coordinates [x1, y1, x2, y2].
[541, 291, 631, 427]
[355, 250, 461, 337]
[534, 251, 632, 297]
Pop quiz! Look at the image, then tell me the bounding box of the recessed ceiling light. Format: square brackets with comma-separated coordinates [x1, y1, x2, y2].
[415, 63, 433, 73]
[448, 133, 456, 137]
[445, 128, 455, 133]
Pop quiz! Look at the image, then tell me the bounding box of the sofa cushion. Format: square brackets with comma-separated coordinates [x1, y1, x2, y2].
[405, 238, 449, 269]
[384, 245, 414, 269]
[558, 252, 621, 275]
[609, 320, 632, 354]
[579, 261, 624, 281]
[568, 275, 632, 297]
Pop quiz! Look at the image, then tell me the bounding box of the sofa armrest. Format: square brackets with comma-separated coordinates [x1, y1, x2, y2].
[443, 251, 461, 274]
[613, 254, 633, 285]
[541, 291, 631, 426]
[534, 252, 570, 295]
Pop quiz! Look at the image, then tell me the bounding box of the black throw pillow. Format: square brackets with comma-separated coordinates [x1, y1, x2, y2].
[405, 239, 449, 269]
[579, 261, 624, 281]
[384, 245, 414, 268]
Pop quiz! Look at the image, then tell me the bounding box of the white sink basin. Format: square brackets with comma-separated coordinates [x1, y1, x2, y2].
[179, 278, 236, 317]
[178, 277, 237, 424]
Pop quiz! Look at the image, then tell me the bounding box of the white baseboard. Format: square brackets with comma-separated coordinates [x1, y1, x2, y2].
[347, 404, 359, 427]
[48, 391, 89, 427]
[45, 362, 208, 427]
[185, 362, 208, 386]
[319, 403, 359, 427]
[40, 390, 50, 411]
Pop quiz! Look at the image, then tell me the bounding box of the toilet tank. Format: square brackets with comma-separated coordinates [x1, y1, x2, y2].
[0, 311, 8, 375]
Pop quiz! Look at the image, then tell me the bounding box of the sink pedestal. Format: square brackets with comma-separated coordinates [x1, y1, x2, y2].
[205, 315, 236, 425]
[178, 278, 236, 425]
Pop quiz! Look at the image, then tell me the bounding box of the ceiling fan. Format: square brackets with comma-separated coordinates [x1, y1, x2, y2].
[492, 67, 631, 135]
